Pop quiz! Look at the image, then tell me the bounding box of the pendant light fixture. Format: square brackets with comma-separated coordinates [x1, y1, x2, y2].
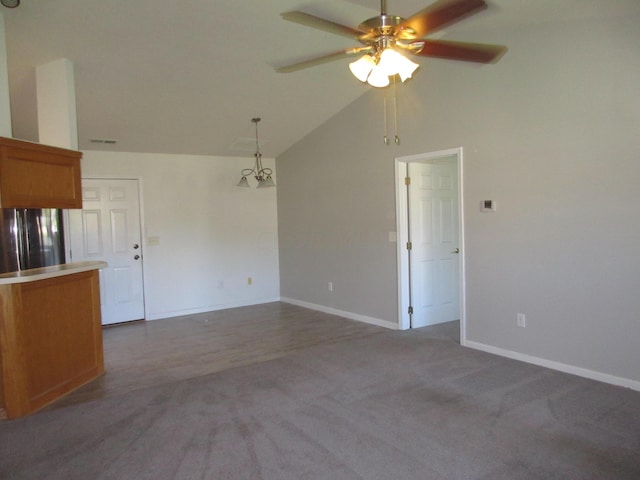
[1, 0, 20, 7]
[237, 117, 275, 189]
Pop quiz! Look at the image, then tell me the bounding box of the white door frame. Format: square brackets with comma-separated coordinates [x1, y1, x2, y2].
[63, 175, 147, 321]
[395, 147, 467, 343]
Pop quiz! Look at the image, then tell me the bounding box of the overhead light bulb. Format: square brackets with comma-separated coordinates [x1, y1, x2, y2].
[397, 55, 419, 82]
[378, 48, 419, 82]
[377, 48, 404, 76]
[263, 176, 276, 188]
[349, 54, 375, 83]
[367, 65, 390, 88]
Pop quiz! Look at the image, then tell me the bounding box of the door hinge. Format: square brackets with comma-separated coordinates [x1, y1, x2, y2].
[406, 241, 412, 250]
[404, 176, 411, 186]
[408, 306, 414, 315]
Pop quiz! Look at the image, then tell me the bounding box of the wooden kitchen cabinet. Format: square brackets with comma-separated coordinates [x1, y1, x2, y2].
[0, 136, 82, 209]
[0, 263, 106, 419]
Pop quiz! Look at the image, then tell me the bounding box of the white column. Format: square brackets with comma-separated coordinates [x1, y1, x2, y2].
[36, 58, 78, 149]
[0, 13, 12, 137]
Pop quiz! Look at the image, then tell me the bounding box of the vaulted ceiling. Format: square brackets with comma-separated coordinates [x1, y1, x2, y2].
[3, 0, 638, 157]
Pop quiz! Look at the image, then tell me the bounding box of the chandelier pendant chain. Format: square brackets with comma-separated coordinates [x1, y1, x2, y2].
[253, 117, 261, 159]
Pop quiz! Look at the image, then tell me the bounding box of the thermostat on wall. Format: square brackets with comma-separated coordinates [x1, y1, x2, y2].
[481, 200, 496, 212]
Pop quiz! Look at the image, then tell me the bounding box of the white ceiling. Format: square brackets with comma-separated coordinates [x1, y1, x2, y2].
[3, 0, 639, 158]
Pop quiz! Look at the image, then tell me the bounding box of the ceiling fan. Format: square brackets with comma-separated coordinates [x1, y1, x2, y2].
[276, 0, 507, 87]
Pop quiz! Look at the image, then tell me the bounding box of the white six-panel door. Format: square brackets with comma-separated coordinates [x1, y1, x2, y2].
[68, 178, 144, 325]
[408, 160, 460, 328]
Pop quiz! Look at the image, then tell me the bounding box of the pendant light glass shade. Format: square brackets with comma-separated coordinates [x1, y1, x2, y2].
[396, 55, 419, 81]
[377, 48, 403, 76]
[237, 176, 250, 188]
[367, 66, 390, 88]
[378, 48, 419, 80]
[349, 54, 376, 82]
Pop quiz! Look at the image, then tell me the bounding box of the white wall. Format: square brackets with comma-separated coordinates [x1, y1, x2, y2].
[81, 150, 279, 320]
[277, 10, 640, 387]
[0, 13, 12, 137]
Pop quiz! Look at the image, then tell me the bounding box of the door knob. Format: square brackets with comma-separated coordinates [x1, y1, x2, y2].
[452, 248, 460, 254]
[134, 255, 140, 260]
[133, 244, 139, 249]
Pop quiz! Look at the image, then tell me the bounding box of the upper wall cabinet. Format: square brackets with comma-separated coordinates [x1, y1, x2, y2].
[0, 136, 82, 209]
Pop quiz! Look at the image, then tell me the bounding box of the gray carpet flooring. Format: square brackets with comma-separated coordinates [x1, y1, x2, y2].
[1, 323, 639, 479]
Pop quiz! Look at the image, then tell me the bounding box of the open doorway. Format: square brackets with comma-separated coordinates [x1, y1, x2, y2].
[395, 148, 466, 343]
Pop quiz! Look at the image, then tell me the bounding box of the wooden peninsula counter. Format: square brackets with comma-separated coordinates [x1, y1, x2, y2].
[0, 261, 106, 419]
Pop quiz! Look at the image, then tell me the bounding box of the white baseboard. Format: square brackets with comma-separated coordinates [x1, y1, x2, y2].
[465, 340, 640, 392]
[280, 297, 398, 330]
[145, 297, 281, 321]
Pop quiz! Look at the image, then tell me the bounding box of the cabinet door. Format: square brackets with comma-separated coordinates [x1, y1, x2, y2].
[0, 271, 104, 419]
[0, 138, 82, 209]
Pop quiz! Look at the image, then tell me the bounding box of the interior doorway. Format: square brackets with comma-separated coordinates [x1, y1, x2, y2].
[395, 148, 465, 342]
[66, 178, 145, 325]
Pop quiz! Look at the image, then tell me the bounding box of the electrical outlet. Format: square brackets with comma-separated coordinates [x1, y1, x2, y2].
[517, 313, 526, 328]
[328, 282, 333, 292]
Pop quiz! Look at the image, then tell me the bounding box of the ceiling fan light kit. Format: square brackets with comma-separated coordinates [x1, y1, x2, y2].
[349, 48, 419, 87]
[277, 0, 507, 87]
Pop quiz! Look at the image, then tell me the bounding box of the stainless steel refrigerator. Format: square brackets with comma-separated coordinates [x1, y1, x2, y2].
[0, 208, 65, 274]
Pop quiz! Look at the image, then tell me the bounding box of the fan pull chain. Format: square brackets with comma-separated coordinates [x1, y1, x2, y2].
[383, 91, 389, 145]
[393, 76, 400, 145]
[382, 77, 401, 145]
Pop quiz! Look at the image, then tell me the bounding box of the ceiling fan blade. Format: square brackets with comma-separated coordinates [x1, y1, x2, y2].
[281, 11, 365, 40]
[275, 47, 370, 73]
[399, 0, 488, 38]
[411, 39, 507, 63]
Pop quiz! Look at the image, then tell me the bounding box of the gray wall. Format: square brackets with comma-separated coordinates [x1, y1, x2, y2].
[277, 11, 640, 384]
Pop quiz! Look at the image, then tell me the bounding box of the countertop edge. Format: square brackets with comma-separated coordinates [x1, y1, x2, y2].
[0, 261, 108, 285]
